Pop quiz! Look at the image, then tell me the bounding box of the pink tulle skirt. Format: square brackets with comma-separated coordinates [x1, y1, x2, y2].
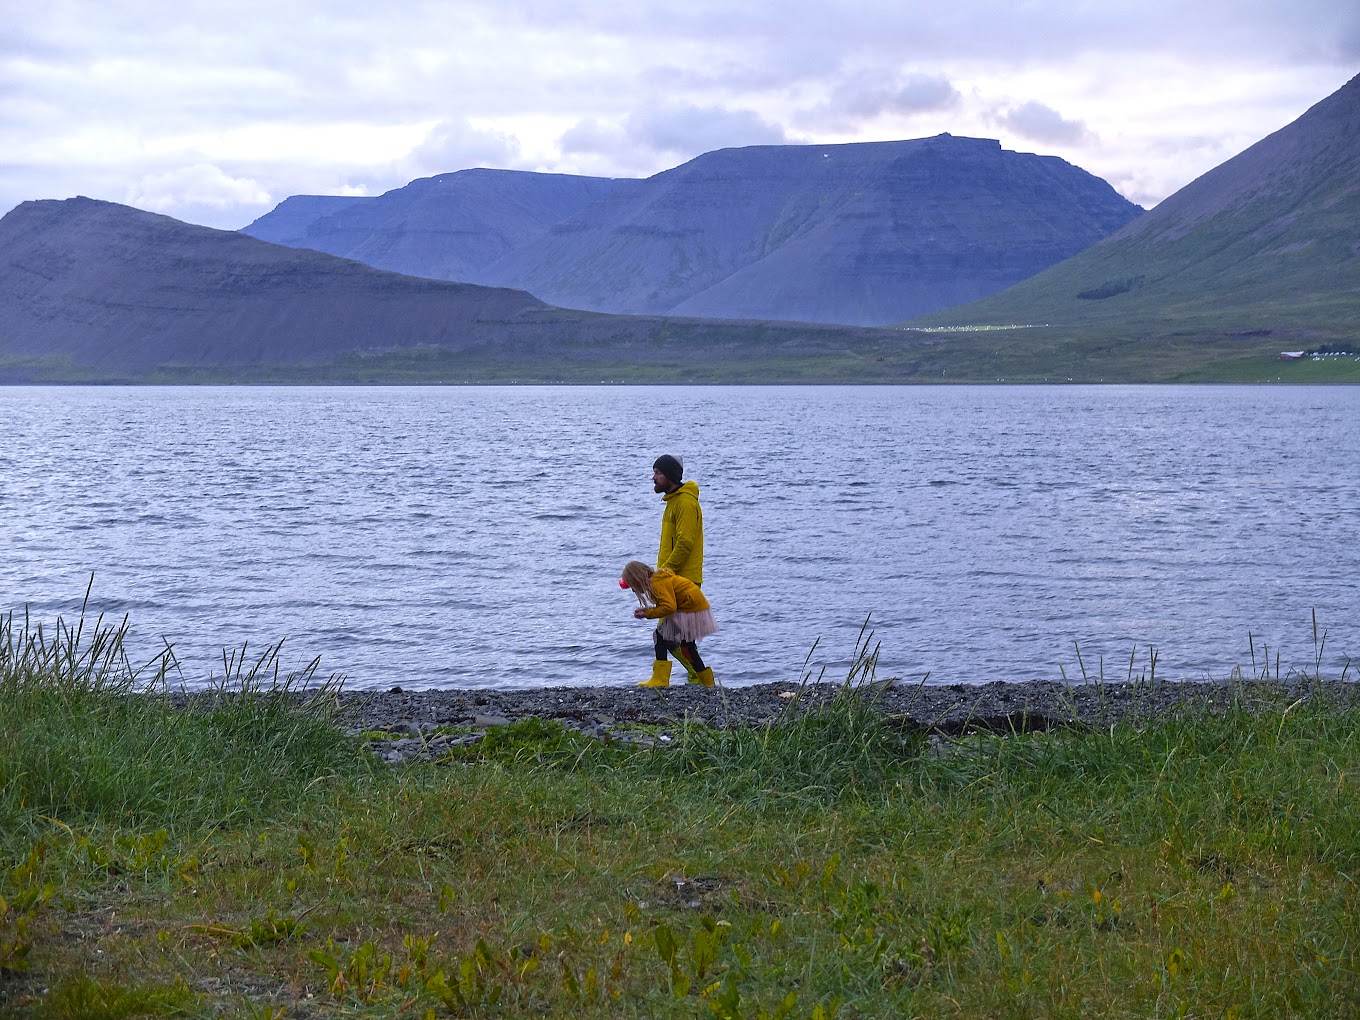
[658, 608, 719, 644]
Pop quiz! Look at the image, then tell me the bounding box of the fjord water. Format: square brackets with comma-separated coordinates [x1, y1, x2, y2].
[1, 385, 1355, 690]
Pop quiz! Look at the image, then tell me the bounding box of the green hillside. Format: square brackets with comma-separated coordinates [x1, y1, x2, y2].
[907, 72, 1360, 381]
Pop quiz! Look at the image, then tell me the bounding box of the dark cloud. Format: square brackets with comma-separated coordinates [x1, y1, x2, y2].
[557, 103, 789, 174]
[796, 71, 961, 130]
[995, 101, 1094, 146]
[476, 0, 1360, 70]
[1340, 16, 1360, 60]
[405, 119, 522, 177]
[891, 75, 963, 113]
[640, 57, 832, 94]
[836, 74, 960, 118]
[558, 118, 622, 156]
[625, 105, 788, 155]
[554, 119, 672, 180]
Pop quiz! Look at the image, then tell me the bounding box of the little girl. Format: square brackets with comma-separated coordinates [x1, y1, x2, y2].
[620, 560, 718, 687]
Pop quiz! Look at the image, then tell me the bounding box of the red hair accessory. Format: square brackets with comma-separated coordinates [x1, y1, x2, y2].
[618, 578, 630, 589]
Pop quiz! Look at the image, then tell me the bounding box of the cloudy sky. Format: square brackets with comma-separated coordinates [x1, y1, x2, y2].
[3, 1, 1357, 230]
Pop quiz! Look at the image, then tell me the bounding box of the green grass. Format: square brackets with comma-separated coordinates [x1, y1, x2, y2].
[5, 338, 1347, 385]
[3, 321, 1355, 386]
[3, 607, 1359, 1018]
[909, 182, 1360, 374]
[1199, 355, 1360, 384]
[0, 596, 367, 838]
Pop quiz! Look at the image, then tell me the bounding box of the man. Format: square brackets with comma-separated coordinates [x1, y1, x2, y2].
[652, 453, 703, 586]
[646, 453, 710, 686]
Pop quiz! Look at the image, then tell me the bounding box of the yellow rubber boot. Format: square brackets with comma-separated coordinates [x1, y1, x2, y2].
[638, 660, 673, 688]
[689, 667, 715, 687]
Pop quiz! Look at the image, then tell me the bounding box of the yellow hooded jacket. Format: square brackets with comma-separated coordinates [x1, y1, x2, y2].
[642, 569, 711, 619]
[658, 480, 703, 586]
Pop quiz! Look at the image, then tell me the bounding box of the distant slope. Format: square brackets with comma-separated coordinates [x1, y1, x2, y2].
[0, 196, 913, 382]
[242, 169, 638, 283]
[246, 137, 1142, 327]
[912, 72, 1360, 344]
[239, 195, 369, 247]
[0, 197, 561, 371]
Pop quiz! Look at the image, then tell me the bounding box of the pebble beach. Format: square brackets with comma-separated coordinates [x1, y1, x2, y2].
[332, 677, 1356, 765]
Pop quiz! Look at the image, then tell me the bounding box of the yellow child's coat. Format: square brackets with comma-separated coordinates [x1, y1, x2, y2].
[641, 569, 710, 619]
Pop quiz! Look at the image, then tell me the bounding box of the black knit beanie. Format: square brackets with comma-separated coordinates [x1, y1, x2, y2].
[653, 454, 684, 486]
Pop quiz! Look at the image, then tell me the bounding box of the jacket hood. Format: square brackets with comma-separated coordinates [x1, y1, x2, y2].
[664, 480, 700, 502]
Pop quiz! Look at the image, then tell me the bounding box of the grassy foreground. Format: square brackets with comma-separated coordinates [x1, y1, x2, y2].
[2, 611, 1359, 1018]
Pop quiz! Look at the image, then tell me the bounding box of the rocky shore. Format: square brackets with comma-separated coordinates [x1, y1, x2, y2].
[333, 677, 1355, 766]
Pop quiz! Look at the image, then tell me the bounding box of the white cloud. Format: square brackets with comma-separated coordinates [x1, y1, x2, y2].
[128, 164, 271, 212]
[127, 163, 273, 229]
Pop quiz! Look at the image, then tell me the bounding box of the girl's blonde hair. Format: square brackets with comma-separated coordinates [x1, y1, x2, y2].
[621, 560, 656, 607]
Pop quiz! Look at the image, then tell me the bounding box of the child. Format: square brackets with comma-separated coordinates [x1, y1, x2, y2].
[620, 559, 718, 687]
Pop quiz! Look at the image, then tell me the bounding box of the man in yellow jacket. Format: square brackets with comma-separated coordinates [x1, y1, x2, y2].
[652, 454, 703, 587]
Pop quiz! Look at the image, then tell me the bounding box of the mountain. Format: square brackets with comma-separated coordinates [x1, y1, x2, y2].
[911, 72, 1360, 349]
[242, 169, 638, 284]
[245, 136, 1143, 327]
[11, 66, 1356, 387]
[481, 136, 1142, 326]
[239, 195, 369, 247]
[0, 196, 905, 382]
[0, 197, 557, 372]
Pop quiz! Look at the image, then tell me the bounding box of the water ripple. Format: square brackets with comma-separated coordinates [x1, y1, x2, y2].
[0, 384, 1356, 689]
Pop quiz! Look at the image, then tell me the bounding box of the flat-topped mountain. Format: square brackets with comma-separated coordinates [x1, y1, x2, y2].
[912, 72, 1360, 347]
[243, 169, 638, 284]
[244, 136, 1143, 326]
